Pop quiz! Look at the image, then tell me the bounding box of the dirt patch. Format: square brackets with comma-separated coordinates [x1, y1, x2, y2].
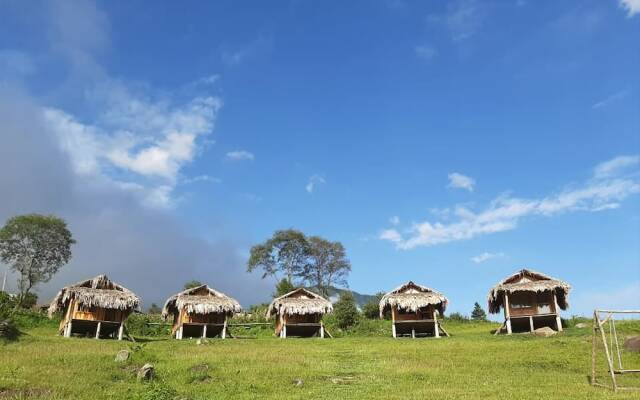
[624, 336, 640, 352]
[0, 388, 52, 399]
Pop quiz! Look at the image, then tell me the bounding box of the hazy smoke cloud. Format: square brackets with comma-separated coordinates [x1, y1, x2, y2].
[0, 88, 271, 307]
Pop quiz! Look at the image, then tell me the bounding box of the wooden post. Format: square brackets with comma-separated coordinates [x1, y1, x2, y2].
[202, 324, 207, 339]
[95, 322, 101, 339]
[320, 321, 325, 338]
[392, 307, 397, 338]
[529, 316, 534, 333]
[64, 321, 71, 337]
[591, 311, 598, 385]
[434, 310, 440, 339]
[178, 325, 183, 340]
[118, 323, 124, 341]
[504, 293, 512, 335]
[596, 311, 618, 391]
[411, 328, 415, 339]
[222, 318, 227, 339]
[553, 292, 563, 331]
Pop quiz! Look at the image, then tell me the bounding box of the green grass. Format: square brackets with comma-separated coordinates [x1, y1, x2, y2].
[1, 321, 639, 399]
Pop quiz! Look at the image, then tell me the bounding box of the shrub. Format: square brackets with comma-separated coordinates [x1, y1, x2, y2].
[446, 312, 469, 322]
[126, 313, 170, 337]
[333, 291, 359, 330]
[470, 302, 487, 321]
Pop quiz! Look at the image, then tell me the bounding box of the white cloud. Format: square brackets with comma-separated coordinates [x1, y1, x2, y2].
[379, 229, 402, 243]
[226, 150, 255, 161]
[415, 45, 438, 62]
[380, 156, 640, 249]
[306, 174, 326, 193]
[182, 175, 221, 184]
[389, 216, 400, 225]
[592, 90, 628, 109]
[593, 155, 639, 179]
[444, 0, 485, 42]
[471, 252, 505, 263]
[619, 0, 640, 17]
[448, 172, 476, 191]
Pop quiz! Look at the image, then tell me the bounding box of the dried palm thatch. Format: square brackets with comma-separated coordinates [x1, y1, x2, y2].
[379, 281, 448, 318]
[161, 285, 242, 319]
[266, 288, 333, 319]
[48, 274, 140, 317]
[487, 268, 571, 314]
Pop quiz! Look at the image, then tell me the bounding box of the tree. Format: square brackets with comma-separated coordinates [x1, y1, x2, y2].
[183, 280, 203, 290]
[362, 291, 385, 319]
[0, 214, 75, 307]
[471, 302, 487, 321]
[273, 277, 295, 297]
[333, 291, 359, 330]
[247, 229, 310, 283]
[148, 303, 162, 314]
[304, 236, 351, 297]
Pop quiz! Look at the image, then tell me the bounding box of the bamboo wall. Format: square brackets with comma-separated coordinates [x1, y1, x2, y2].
[507, 291, 556, 317]
[392, 305, 435, 321]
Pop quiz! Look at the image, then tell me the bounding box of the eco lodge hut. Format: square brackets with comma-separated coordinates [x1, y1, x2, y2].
[266, 288, 333, 338]
[162, 284, 241, 339]
[488, 268, 570, 334]
[379, 281, 449, 338]
[48, 274, 140, 340]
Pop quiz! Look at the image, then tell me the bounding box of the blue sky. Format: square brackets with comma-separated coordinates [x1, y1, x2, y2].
[0, 0, 639, 316]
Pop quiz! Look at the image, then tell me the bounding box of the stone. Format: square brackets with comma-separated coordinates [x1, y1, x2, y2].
[292, 379, 304, 387]
[624, 336, 640, 352]
[533, 327, 557, 337]
[114, 350, 131, 362]
[574, 323, 588, 329]
[196, 338, 209, 345]
[137, 363, 155, 381]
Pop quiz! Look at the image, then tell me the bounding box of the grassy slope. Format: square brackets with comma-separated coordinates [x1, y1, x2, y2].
[1, 321, 639, 400]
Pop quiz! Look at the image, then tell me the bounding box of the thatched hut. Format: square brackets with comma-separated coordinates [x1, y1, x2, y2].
[379, 281, 449, 338]
[488, 268, 570, 334]
[162, 284, 241, 339]
[266, 288, 332, 338]
[48, 274, 140, 340]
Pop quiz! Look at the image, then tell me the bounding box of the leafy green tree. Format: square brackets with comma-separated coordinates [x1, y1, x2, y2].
[471, 302, 487, 321]
[333, 291, 359, 330]
[0, 214, 75, 307]
[183, 280, 203, 290]
[304, 236, 351, 297]
[362, 291, 385, 319]
[247, 229, 311, 283]
[273, 277, 296, 297]
[147, 303, 162, 314]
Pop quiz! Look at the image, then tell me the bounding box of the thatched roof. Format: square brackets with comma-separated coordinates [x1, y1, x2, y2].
[266, 288, 333, 319]
[48, 274, 140, 317]
[379, 281, 448, 318]
[161, 285, 241, 319]
[487, 268, 571, 314]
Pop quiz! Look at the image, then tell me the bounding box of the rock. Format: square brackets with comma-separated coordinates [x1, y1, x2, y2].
[114, 350, 131, 362]
[196, 338, 209, 345]
[624, 336, 640, 352]
[575, 323, 588, 329]
[292, 379, 304, 387]
[533, 327, 557, 337]
[137, 363, 155, 381]
[189, 363, 209, 373]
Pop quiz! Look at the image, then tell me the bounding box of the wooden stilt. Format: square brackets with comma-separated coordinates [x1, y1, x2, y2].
[591, 311, 598, 385]
[504, 293, 512, 335]
[118, 323, 124, 341]
[392, 307, 397, 338]
[66, 321, 72, 338]
[553, 292, 563, 331]
[529, 316, 534, 333]
[95, 322, 101, 339]
[202, 324, 207, 339]
[320, 322, 325, 339]
[282, 324, 287, 338]
[392, 324, 397, 338]
[434, 311, 440, 338]
[411, 328, 415, 339]
[596, 311, 618, 391]
[222, 318, 227, 339]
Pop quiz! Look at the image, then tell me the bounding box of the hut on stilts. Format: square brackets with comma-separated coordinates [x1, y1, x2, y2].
[266, 288, 333, 338]
[162, 284, 241, 339]
[48, 274, 140, 340]
[379, 281, 449, 338]
[488, 268, 570, 335]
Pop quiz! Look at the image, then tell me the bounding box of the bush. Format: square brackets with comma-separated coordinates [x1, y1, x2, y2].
[333, 291, 359, 330]
[126, 313, 170, 337]
[446, 312, 470, 322]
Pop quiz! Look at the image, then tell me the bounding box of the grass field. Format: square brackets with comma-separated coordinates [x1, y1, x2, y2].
[2, 320, 639, 399]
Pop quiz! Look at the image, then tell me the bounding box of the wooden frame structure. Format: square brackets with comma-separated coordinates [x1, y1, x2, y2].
[162, 285, 241, 340]
[48, 275, 140, 340]
[591, 309, 640, 392]
[379, 281, 449, 339]
[266, 288, 332, 338]
[488, 269, 570, 335]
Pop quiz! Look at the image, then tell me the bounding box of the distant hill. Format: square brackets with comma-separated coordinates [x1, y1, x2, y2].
[308, 286, 378, 307]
